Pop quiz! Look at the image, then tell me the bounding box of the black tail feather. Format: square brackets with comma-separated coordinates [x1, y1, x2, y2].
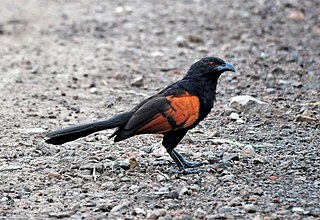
[45, 112, 132, 145]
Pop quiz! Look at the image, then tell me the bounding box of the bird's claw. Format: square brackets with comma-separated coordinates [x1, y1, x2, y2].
[182, 161, 208, 168]
[153, 161, 207, 168]
[164, 168, 206, 175]
[153, 161, 177, 167]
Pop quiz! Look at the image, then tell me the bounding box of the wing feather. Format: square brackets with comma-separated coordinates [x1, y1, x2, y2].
[114, 90, 201, 141]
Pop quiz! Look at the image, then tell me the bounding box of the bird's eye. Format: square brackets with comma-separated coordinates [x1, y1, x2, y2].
[209, 61, 216, 66]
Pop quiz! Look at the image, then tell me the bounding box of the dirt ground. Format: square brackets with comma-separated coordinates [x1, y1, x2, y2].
[0, 0, 319, 219]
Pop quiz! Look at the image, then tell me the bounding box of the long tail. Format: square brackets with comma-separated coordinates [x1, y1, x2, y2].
[45, 112, 132, 145]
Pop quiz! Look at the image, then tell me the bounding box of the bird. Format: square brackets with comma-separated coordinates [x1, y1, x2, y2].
[45, 57, 235, 174]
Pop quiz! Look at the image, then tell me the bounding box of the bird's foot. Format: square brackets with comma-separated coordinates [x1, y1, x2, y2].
[165, 149, 207, 174]
[181, 160, 207, 169]
[153, 161, 176, 167]
[172, 150, 207, 168]
[164, 168, 206, 175]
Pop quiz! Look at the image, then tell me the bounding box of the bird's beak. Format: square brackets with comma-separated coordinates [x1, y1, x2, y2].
[217, 62, 236, 72]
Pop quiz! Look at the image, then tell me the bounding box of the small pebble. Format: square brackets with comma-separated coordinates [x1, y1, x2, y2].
[229, 95, 270, 113]
[292, 207, 304, 213]
[156, 174, 168, 182]
[48, 172, 62, 179]
[110, 202, 130, 213]
[193, 207, 207, 218]
[178, 186, 191, 196]
[0, 164, 22, 172]
[295, 115, 317, 122]
[218, 205, 233, 213]
[241, 145, 256, 157]
[155, 187, 169, 195]
[134, 207, 146, 215]
[129, 185, 139, 192]
[147, 209, 167, 219]
[244, 204, 257, 213]
[131, 76, 144, 87]
[49, 211, 73, 218]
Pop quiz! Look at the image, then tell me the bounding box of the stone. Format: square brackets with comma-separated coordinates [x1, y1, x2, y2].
[129, 185, 140, 192]
[223, 105, 239, 116]
[147, 209, 167, 220]
[156, 174, 168, 182]
[252, 155, 266, 164]
[229, 197, 242, 206]
[188, 35, 204, 43]
[253, 188, 264, 196]
[21, 127, 46, 134]
[292, 207, 304, 213]
[228, 112, 244, 124]
[36, 142, 58, 155]
[175, 35, 188, 47]
[48, 172, 62, 179]
[155, 187, 170, 195]
[131, 76, 144, 87]
[218, 205, 233, 213]
[158, 215, 172, 220]
[150, 51, 164, 57]
[129, 157, 139, 169]
[1, 196, 13, 205]
[101, 182, 118, 191]
[89, 87, 98, 94]
[295, 115, 317, 122]
[80, 162, 104, 173]
[193, 208, 207, 218]
[229, 95, 270, 113]
[141, 146, 154, 154]
[221, 174, 235, 182]
[302, 109, 317, 117]
[49, 211, 73, 218]
[241, 145, 256, 158]
[98, 204, 112, 212]
[288, 10, 305, 21]
[244, 204, 257, 213]
[178, 186, 191, 196]
[134, 207, 146, 215]
[114, 159, 130, 170]
[110, 202, 130, 213]
[0, 164, 22, 171]
[223, 153, 239, 163]
[229, 112, 240, 121]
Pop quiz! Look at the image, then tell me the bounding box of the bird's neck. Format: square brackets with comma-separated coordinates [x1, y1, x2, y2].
[180, 76, 217, 121]
[183, 76, 218, 94]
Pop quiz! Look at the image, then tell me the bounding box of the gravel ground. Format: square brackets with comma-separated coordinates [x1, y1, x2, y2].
[0, 0, 319, 219]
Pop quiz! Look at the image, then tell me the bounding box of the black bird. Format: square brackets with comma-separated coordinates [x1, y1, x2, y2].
[45, 57, 235, 174]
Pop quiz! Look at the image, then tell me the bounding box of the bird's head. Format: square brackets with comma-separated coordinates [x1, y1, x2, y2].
[186, 57, 235, 80]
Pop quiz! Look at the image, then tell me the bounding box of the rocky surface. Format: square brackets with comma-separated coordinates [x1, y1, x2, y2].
[0, 0, 319, 219]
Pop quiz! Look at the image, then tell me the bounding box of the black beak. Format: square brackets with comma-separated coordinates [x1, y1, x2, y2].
[217, 62, 236, 72]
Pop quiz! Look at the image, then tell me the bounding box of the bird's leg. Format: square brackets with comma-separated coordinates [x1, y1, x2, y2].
[162, 131, 206, 174]
[166, 149, 205, 174]
[172, 149, 207, 168]
[166, 149, 185, 170]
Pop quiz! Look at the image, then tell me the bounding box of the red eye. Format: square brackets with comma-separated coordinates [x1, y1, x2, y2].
[209, 61, 216, 66]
